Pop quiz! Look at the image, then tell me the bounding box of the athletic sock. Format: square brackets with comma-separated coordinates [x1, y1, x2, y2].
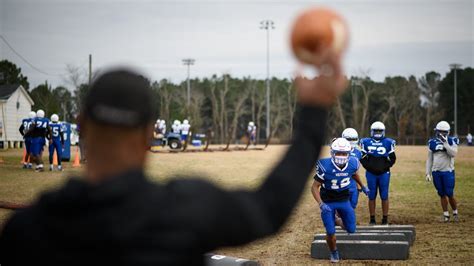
[443, 211, 449, 217]
[382, 215, 388, 224]
[453, 209, 458, 215]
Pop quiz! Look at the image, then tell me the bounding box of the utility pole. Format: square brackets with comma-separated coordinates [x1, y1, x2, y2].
[89, 54, 92, 85]
[182, 58, 195, 108]
[449, 63, 461, 136]
[260, 20, 274, 140]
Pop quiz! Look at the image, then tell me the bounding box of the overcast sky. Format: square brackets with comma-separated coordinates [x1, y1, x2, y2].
[0, 0, 473, 88]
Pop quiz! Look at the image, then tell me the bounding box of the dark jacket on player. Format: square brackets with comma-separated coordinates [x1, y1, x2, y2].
[0, 107, 327, 266]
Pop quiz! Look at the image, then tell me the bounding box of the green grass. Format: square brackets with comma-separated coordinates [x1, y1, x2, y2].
[0, 145, 473, 264]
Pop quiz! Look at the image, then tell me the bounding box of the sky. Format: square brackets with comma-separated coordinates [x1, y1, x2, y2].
[0, 0, 473, 88]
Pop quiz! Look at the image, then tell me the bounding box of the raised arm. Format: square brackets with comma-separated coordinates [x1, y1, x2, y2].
[443, 141, 458, 158]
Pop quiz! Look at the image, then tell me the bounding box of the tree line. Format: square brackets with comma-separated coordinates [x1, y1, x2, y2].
[1, 60, 472, 144]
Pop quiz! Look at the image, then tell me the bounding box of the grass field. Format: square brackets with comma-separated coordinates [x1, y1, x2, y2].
[0, 145, 473, 264]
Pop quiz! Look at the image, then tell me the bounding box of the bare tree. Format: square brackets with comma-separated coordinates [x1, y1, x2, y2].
[419, 71, 441, 139]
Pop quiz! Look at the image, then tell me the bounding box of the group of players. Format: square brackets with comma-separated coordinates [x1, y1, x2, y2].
[154, 119, 191, 141]
[313, 120, 459, 262]
[19, 110, 65, 172]
[154, 119, 258, 145]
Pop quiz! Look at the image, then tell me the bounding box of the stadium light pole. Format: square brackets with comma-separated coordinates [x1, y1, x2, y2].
[260, 20, 275, 140]
[449, 63, 461, 137]
[182, 58, 195, 107]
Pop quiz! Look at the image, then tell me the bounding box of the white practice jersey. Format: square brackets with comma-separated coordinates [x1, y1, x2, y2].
[181, 124, 190, 135]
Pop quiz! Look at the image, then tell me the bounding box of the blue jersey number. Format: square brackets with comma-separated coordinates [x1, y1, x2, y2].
[330, 177, 351, 189]
[52, 127, 60, 137]
[367, 146, 386, 155]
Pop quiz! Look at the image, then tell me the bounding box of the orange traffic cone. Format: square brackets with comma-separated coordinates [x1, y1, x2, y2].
[0, 157, 4, 164]
[72, 146, 81, 167]
[53, 151, 58, 166]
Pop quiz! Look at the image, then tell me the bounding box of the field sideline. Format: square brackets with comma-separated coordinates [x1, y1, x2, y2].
[0, 145, 473, 264]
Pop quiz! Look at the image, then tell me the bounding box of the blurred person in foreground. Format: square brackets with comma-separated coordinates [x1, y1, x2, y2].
[0, 56, 347, 265]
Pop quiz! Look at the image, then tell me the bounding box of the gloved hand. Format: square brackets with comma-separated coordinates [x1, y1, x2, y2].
[361, 186, 370, 196]
[319, 202, 332, 213]
[439, 134, 447, 143]
[425, 174, 432, 182]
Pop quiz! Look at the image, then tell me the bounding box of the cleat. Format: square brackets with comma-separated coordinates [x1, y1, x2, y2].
[443, 215, 450, 223]
[58, 165, 63, 171]
[453, 214, 459, 222]
[330, 250, 340, 263]
[49, 165, 54, 171]
[22, 164, 28, 169]
[27, 164, 33, 169]
[369, 220, 376, 225]
[381, 219, 388, 225]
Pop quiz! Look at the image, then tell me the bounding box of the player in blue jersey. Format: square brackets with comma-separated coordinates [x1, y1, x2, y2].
[360, 121, 396, 225]
[426, 121, 459, 222]
[48, 114, 65, 171]
[342, 128, 363, 209]
[19, 111, 36, 169]
[26, 110, 51, 172]
[311, 138, 369, 263]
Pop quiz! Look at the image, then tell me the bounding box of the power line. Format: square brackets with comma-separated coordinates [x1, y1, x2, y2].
[0, 34, 60, 77]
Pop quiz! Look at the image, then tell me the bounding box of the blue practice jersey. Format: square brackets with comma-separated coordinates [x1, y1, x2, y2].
[20, 118, 33, 136]
[428, 137, 459, 153]
[49, 122, 63, 141]
[315, 157, 360, 203]
[360, 137, 396, 158]
[350, 148, 362, 160]
[32, 117, 50, 138]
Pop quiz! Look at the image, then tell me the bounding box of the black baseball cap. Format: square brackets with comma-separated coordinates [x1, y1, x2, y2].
[83, 68, 154, 127]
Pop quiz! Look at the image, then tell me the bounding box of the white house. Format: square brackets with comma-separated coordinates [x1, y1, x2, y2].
[0, 84, 34, 149]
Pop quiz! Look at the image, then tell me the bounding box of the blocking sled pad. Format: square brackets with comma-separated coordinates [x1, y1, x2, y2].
[338, 225, 416, 237]
[314, 232, 412, 246]
[335, 229, 415, 244]
[311, 240, 410, 260]
[204, 254, 260, 266]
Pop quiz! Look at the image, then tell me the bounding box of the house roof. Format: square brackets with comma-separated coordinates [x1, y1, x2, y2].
[0, 84, 21, 100]
[0, 84, 34, 105]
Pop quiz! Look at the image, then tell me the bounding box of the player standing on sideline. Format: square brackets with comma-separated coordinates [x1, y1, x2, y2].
[171, 120, 181, 134]
[467, 133, 473, 146]
[425, 121, 459, 222]
[312, 138, 369, 262]
[19, 111, 36, 169]
[48, 114, 64, 171]
[27, 110, 51, 172]
[181, 119, 191, 142]
[159, 119, 166, 134]
[247, 121, 257, 145]
[360, 121, 396, 225]
[342, 128, 362, 209]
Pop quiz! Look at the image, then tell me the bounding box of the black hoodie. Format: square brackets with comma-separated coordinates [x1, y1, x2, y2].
[0, 107, 327, 266]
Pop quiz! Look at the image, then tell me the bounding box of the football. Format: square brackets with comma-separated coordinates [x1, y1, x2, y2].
[290, 7, 349, 65]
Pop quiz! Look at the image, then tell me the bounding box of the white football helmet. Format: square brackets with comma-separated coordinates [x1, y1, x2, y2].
[342, 128, 359, 148]
[435, 121, 450, 139]
[331, 138, 352, 167]
[28, 111, 36, 119]
[370, 121, 385, 140]
[249, 121, 255, 126]
[156, 119, 161, 124]
[50, 114, 59, 122]
[160, 120, 166, 126]
[183, 119, 189, 125]
[36, 109, 45, 118]
[173, 120, 179, 125]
